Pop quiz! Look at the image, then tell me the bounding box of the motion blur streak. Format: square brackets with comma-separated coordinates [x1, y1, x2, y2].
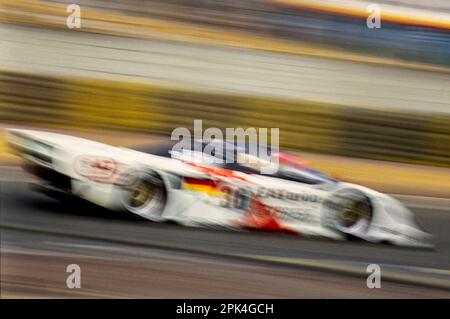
[1, 180, 449, 297]
[0, 0, 449, 298]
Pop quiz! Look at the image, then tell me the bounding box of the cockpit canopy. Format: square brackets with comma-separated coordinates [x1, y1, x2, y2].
[133, 138, 336, 185]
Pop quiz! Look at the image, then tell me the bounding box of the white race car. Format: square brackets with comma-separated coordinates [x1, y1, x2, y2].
[6, 128, 432, 247]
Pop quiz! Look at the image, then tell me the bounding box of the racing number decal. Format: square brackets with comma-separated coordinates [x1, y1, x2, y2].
[218, 183, 252, 211]
[232, 187, 252, 211]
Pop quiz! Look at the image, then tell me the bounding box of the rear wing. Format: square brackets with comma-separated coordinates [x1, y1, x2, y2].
[5, 129, 53, 168]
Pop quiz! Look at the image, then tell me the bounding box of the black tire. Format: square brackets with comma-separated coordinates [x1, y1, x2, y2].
[323, 189, 373, 237]
[120, 170, 167, 222]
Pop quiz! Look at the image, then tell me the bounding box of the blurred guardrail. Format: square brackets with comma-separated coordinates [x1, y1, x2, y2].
[2, 0, 450, 69]
[1, 70, 449, 168]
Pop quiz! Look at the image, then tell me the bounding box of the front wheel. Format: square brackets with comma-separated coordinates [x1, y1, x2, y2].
[120, 170, 167, 222]
[323, 189, 373, 238]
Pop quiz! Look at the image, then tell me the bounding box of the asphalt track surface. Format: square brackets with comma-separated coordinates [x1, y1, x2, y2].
[1, 173, 449, 297]
[1, 23, 450, 114]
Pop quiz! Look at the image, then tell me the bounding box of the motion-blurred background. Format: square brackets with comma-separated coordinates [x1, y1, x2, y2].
[1, 0, 450, 299]
[1, 0, 450, 193]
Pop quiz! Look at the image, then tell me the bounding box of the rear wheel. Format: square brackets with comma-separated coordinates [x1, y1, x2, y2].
[121, 171, 167, 222]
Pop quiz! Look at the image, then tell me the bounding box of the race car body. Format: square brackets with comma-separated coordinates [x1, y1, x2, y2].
[5, 128, 432, 247]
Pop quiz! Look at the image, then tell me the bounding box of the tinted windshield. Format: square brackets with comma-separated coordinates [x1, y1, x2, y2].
[132, 138, 335, 184]
[132, 138, 270, 163]
[269, 166, 336, 184]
